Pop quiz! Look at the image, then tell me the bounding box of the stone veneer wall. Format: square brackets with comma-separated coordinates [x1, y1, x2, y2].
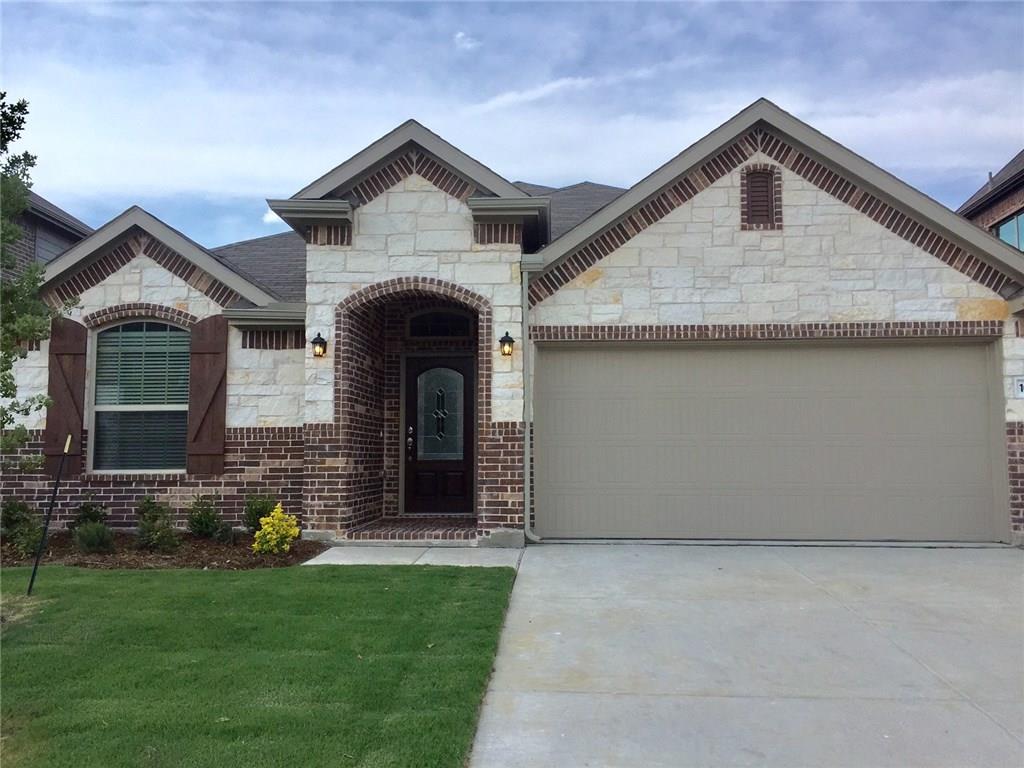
[303, 173, 526, 535]
[3, 427, 303, 529]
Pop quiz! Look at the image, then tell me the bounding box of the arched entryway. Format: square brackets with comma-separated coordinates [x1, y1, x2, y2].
[332, 278, 492, 538]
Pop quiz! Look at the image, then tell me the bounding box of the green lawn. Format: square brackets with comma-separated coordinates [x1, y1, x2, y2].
[1, 564, 515, 768]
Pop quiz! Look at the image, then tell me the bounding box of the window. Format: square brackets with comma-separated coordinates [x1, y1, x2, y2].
[408, 310, 472, 338]
[92, 321, 190, 470]
[994, 211, 1023, 251]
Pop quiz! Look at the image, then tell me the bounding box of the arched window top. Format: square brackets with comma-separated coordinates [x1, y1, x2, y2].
[408, 310, 473, 339]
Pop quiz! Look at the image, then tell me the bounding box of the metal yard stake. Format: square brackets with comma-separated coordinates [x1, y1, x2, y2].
[27, 433, 71, 596]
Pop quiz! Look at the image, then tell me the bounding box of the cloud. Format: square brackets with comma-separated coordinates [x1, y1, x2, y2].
[2, 1, 1020, 246]
[453, 31, 480, 51]
[262, 208, 283, 225]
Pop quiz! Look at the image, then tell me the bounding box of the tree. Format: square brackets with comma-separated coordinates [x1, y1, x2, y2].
[0, 93, 73, 470]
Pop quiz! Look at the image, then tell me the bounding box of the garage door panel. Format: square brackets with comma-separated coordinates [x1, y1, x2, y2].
[534, 343, 1000, 541]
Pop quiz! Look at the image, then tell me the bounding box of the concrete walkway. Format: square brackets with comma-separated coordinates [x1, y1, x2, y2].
[302, 545, 522, 569]
[470, 544, 1024, 767]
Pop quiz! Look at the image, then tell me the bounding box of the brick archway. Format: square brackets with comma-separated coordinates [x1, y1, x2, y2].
[82, 303, 199, 329]
[328, 278, 494, 532]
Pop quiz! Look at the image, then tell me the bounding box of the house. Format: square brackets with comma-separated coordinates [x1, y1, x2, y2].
[4, 99, 1024, 545]
[5, 191, 93, 276]
[958, 150, 1024, 251]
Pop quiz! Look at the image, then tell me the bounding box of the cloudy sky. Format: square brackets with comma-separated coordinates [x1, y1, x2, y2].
[3, 1, 1022, 247]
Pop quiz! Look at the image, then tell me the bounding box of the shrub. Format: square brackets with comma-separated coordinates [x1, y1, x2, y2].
[1, 499, 43, 558]
[186, 495, 223, 539]
[73, 521, 116, 554]
[135, 496, 180, 553]
[1, 498, 35, 533]
[252, 503, 300, 555]
[70, 498, 108, 530]
[213, 522, 236, 545]
[243, 494, 275, 534]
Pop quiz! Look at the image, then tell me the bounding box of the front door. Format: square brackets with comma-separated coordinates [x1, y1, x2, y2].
[404, 356, 474, 514]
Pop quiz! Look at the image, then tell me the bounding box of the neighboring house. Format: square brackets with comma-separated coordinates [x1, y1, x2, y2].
[4, 99, 1024, 545]
[958, 150, 1024, 251]
[6, 191, 93, 276]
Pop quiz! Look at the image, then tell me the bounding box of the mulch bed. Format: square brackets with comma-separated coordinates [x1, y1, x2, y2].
[1, 531, 329, 570]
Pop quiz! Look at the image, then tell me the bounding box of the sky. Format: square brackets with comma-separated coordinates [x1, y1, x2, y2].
[3, 1, 1023, 247]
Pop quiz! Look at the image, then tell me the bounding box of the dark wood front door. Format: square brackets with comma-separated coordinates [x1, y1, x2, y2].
[404, 356, 474, 514]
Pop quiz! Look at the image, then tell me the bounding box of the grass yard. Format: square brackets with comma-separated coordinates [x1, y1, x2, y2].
[0, 564, 515, 768]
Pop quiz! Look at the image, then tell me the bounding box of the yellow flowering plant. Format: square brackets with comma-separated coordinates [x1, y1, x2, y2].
[251, 503, 300, 554]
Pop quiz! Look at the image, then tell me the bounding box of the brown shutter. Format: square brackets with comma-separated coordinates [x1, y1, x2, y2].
[186, 315, 228, 474]
[746, 171, 774, 224]
[43, 316, 88, 478]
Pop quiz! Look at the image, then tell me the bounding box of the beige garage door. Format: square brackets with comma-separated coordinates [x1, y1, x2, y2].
[534, 343, 1005, 541]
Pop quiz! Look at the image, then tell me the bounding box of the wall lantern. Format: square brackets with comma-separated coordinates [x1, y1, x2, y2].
[499, 331, 515, 357]
[310, 333, 328, 358]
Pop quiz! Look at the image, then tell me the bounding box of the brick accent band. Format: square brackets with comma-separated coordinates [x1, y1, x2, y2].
[241, 328, 306, 350]
[474, 220, 523, 245]
[46, 230, 241, 308]
[1007, 423, 1024, 534]
[530, 321, 1004, 342]
[350, 149, 475, 205]
[306, 223, 352, 246]
[530, 128, 1021, 305]
[740, 163, 783, 231]
[82, 303, 199, 329]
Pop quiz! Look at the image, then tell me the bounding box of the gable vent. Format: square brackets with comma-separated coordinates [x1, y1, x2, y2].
[746, 170, 774, 224]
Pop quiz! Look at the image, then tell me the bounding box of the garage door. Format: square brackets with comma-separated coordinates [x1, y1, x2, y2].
[534, 343, 1005, 541]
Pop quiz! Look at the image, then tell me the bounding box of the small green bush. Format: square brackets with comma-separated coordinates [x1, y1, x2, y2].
[73, 521, 116, 554]
[243, 494, 275, 534]
[70, 498, 108, 530]
[2, 499, 43, 558]
[213, 522, 236, 545]
[1, 498, 35, 533]
[135, 496, 180, 552]
[186, 495, 223, 539]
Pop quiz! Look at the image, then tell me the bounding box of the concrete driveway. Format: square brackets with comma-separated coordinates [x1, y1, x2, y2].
[470, 544, 1024, 767]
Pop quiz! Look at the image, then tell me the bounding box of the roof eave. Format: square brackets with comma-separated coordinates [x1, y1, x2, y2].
[42, 207, 277, 307]
[267, 199, 352, 236]
[293, 120, 528, 201]
[221, 302, 306, 327]
[957, 169, 1024, 218]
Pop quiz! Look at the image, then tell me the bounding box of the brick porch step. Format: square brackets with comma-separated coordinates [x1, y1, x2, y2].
[344, 516, 478, 543]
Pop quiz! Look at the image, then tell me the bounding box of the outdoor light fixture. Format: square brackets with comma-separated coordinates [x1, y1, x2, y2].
[499, 331, 515, 357]
[310, 333, 328, 358]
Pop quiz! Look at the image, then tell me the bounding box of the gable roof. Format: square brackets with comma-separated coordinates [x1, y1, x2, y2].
[27, 191, 93, 239]
[515, 180, 627, 241]
[958, 149, 1024, 217]
[42, 206, 277, 307]
[212, 231, 307, 303]
[294, 119, 527, 201]
[527, 99, 1024, 294]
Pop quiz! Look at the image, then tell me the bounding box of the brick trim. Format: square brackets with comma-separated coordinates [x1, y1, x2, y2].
[530, 321, 1004, 342]
[241, 328, 305, 350]
[82, 303, 199, 329]
[530, 128, 1021, 305]
[350, 149, 475, 205]
[474, 220, 523, 245]
[740, 164, 783, 230]
[306, 223, 352, 246]
[46, 229, 241, 308]
[1007, 423, 1024, 534]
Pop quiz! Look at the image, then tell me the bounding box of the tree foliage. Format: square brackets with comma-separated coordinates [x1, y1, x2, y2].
[1, 92, 74, 469]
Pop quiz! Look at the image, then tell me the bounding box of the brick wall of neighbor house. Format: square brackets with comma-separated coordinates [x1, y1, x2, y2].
[967, 187, 1024, 231]
[531, 148, 1024, 537]
[304, 172, 525, 536]
[1, 235, 306, 527]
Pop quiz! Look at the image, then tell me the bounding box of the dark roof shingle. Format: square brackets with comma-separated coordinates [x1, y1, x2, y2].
[958, 149, 1024, 215]
[212, 231, 306, 302]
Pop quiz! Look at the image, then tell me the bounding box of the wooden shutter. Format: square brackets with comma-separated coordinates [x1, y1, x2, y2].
[186, 315, 228, 474]
[43, 316, 88, 478]
[746, 170, 774, 225]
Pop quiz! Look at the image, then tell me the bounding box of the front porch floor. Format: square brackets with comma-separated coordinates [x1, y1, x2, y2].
[344, 516, 479, 543]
